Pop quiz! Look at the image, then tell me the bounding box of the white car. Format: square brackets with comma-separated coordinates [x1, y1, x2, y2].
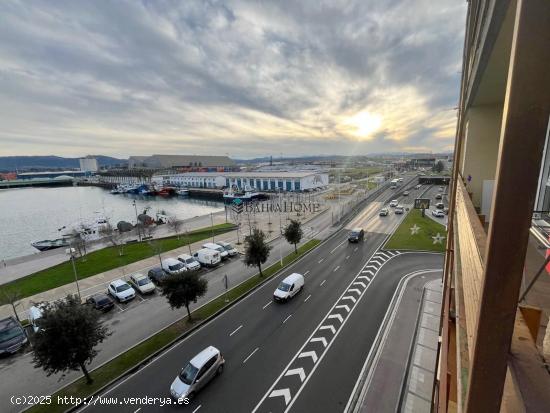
[432, 209, 445, 218]
[129, 273, 156, 295]
[203, 243, 229, 260]
[177, 254, 201, 271]
[389, 200, 399, 207]
[162, 258, 187, 275]
[108, 279, 136, 303]
[216, 241, 238, 257]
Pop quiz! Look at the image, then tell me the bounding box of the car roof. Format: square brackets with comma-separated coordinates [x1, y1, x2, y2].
[131, 273, 146, 279]
[189, 346, 220, 368]
[216, 241, 229, 246]
[149, 267, 164, 273]
[111, 279, 128, 287]
[178, 253, 192, 259]
[0, 316, 19, 330]
[203, 242, 221, 248]
[351, 228, 362, 232]
[92, 292, 110, 300]
[282, 272, 304, 284]
[162, 257, 180, 264]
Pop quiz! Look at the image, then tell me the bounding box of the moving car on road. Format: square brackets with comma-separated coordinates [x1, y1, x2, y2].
[395, 206, 404, 214]
[348, 228, 365, 242]
[162, 258, 187, 275]
[170, 346, 225, 401]
[432, 210, 445, 218]
[435, 194, 442, 200]
[415, 184, 422, 189]
[379, 208, 389, 216]
[436, 202, 445, 210]
[148, 267, 168, 285]
[108, 279, 136, 303]
[403, 191, 409, 196]
[86, 293, 115, 312]
[389, 200, 398, 207]
[129, 273, 156, 295]
[216, 241, 238, 257]
[273, 273, 305, 302]
[177, 254, 201, 271]
[0, 316, 27, 355]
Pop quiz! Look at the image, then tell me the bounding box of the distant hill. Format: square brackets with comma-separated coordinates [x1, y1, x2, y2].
[0, 155, 126, 172]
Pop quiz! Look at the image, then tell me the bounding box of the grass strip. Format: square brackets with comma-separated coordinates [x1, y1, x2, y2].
[26, 238, 321, 413]
[2, 223, 235, 299]
[384, 208, 447, 252]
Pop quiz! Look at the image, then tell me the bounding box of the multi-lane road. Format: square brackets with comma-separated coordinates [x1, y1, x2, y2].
[78, 178, 444, 413]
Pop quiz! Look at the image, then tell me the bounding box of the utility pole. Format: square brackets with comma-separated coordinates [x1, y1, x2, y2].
[133, 200, 142, 242]
[68, 244, 82, 301]
[210, 212, 215, 242]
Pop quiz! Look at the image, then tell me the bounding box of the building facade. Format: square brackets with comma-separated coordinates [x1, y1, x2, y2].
[79, 157, 99, 172]
[153, 171, 329, 192]
[128, 154, 237, 171]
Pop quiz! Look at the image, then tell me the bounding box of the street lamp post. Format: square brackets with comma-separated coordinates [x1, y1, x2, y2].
[68, 245, 82, 301]
[133, 200, 142, 242]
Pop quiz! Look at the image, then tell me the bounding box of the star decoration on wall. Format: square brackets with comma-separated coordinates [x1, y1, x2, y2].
[432, 233, 446, 244]
[410, 224, 420, 235]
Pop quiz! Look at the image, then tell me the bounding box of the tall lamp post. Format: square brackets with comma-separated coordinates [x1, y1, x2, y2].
[132, 200, 142, 242]
[68, 243, 82, 301]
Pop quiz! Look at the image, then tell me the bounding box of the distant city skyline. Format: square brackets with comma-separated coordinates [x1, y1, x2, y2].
[0, 1, 466, 158]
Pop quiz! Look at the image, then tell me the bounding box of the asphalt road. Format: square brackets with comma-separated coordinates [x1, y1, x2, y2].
[78, 178, 442, 413]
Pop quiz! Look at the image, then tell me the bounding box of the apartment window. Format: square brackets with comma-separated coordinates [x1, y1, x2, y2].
[294, 180, 300, 191]
[286, 181, 292, 191]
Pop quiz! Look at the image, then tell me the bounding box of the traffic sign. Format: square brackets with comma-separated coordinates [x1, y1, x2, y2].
[414, 198, 430, 209]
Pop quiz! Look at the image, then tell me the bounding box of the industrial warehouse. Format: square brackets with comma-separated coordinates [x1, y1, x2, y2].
[152, 171, 329, 192]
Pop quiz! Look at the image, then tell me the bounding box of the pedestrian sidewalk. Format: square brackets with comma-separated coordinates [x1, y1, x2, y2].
[347, 272, 442, 413]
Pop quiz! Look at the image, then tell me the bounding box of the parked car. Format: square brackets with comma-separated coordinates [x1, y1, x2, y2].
[216, 241, 238, 257]
[389, 200, 399, 207]
[177, 254, 201, 271]
[432, 209, 445, 218]
[0, 316, 27, 355]
[273, 273, 305, 302]
[193, 248, 221, 267]
[403, 191, 409, 196]
[395, 206, 404, 214]
[148, 267, 168, 284]
[170, 346, 225, 400]
[203, 243, 229, 260]
[107, 279, 136, 303]
[348, 228, 365, 243]
[435, 194, 442, 200]
[436, 202, 445, 210]
[379, 208, 389, 217]
[85, 293, 115, 312]
[162, 258, 187, 275]
[129, 273, 156, 295]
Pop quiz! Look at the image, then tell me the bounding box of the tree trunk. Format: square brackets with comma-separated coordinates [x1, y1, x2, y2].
[186, 303, 192, 321]
[80, 362, 93, 384]
[258, 262, 263, 277]
[294, 243, 297, 254]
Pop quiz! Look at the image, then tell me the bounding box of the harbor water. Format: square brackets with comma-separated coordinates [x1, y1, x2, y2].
[0, 186, 224, 261]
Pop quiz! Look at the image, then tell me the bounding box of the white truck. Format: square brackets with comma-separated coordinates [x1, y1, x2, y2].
[193, 248, 221, 267]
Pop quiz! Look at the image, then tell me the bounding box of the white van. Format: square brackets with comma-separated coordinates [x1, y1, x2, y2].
[177, 254, 201, 271]
[216, 241, 238, 257]
[193, 248, 221, 267]
[202, 243, 229, 260]
[273, 273, 305, 302]
[161, 258, 187, 275]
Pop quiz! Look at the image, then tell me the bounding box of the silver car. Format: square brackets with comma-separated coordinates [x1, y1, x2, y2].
[170, 346, 225, 400]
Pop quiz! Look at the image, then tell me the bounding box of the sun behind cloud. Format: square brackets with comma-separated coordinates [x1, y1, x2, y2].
[345, 110, 383, 139]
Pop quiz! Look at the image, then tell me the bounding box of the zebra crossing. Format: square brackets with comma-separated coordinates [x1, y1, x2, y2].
[252, 249, 401, 413]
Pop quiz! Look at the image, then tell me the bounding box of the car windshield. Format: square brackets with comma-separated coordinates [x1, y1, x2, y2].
[223, 244, 234, 251]
[278, 282, 291, 292]
[179, 363, 199, 385]
[169, 262, 184, 271]
[96, 298, 111, 306]
[0, 324, 23, 343]
[116, 284, 130, 292]
[138, 277, 151, 286]
[185, 258, 195, 264]
[350, 232, 359, 237]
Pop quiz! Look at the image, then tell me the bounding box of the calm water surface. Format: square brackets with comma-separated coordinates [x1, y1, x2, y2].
[0, 186, 223, 260]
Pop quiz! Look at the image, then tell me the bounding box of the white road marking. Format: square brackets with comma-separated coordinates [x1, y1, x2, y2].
[359, 275, 371, 282]
[310, 337, 328, 347]
[333, 265, 340, 272]
[335, 304, 351, 313]
[319, 325, 336, 334]
[262, 301, 272, 309]
[298, 350, 318, 363]
[304, 294, 312, 302]
[354, 247, 358, 252]
[330, 239, 347, 254]
[243, 347, 259, 364]
[348, 288, 362, 295]
[134, 409, 141, 413]
[192, 406, 201, 413]
[318, 258, 324, 263]
[328, 314, 343, 323]
[320, 279, 326, 286]
[229, 325, 243, 337]
[342, 295, 357, 303]
[285, 367, 306, 382]
[353, 281, 367, 288]
[304, 270, 310, 276]
[346, 255, 350, 260]
[283, 314, 292, 324]
[269, 389, 291, 406]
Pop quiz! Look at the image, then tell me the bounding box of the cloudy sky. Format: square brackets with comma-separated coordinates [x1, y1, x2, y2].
[0, 0, 466, 159]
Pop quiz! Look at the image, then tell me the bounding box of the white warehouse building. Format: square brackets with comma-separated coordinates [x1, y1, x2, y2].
[153, 171, 329, 192]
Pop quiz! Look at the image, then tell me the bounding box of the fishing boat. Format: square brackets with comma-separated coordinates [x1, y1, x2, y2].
[176, 188, 189, 196]
[31, 238, 70, 252]
[223, 190, 264, 203]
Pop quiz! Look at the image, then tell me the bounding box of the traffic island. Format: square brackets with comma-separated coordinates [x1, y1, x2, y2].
[25, 239, 320, 413]
[384, 209, 447, 252]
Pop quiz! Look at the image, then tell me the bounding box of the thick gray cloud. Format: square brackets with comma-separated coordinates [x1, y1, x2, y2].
[0, 0, 466, 158]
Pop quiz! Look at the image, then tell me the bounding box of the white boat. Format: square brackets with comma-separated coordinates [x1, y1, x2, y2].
[60, 214, 111, 242]
[176, 188, 189, 196]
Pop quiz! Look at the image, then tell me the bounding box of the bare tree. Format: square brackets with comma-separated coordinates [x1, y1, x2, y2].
[68, 230, 87, 258]
[100, 223, 125, 256]
[167, 216, 183, 239]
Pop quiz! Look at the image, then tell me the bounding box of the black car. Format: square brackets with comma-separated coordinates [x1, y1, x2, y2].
[0, 316, 27, 356]
[148, 266, 168, 284]
[435, 194, 442, 200]
[86, 293, 115, 312]
[348, 228, 365, 243]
